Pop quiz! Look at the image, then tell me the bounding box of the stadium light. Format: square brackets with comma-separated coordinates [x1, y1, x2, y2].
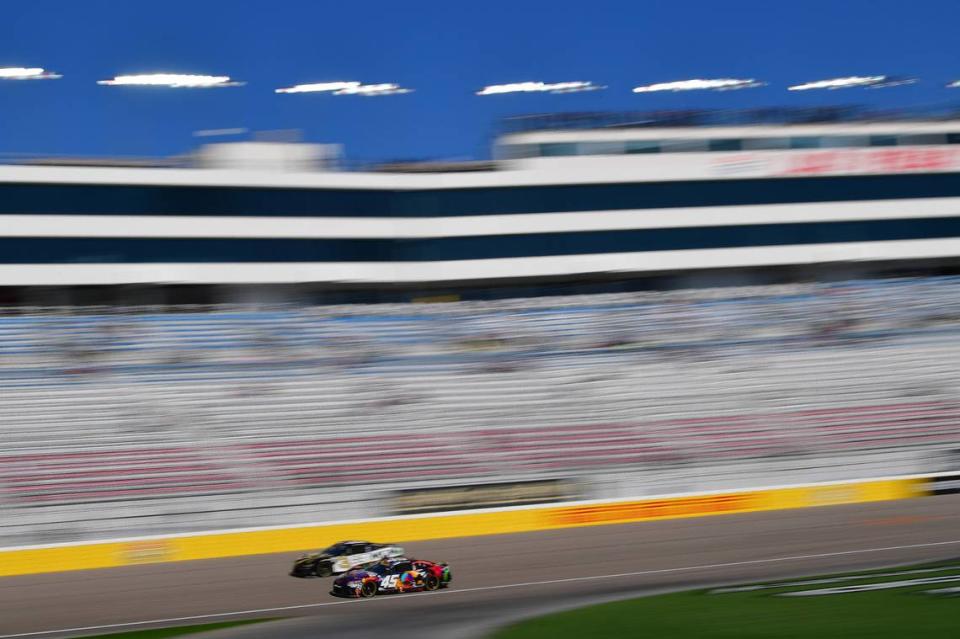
[0, 67, 61, 80]
[276, 81, 362, 94]
[787, 76, 899, 91]
[631, 78, 764, 93]
[332, 83, 412, 96]
[276, 81, 412, 95]
[867, 76, 917, 88]
[193, 128, 249, 137]
[97, 74, 244, 88]
[476, 81, 605, 95]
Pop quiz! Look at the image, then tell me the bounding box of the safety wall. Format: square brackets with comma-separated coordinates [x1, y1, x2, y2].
[0, 474, 945, 577]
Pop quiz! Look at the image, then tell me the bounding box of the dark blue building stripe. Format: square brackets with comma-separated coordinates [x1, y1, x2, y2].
[3, 217, 960, 263]
[2, 172, 960, 217]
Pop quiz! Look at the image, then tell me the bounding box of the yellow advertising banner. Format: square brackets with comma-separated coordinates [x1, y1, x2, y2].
[0, 477, 927, 577]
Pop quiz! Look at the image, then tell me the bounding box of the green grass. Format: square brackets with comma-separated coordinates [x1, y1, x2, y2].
[79, 619, 270, 639]
[493, 561, 960, 639]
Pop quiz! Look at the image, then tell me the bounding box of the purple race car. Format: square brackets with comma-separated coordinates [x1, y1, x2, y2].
[330, 558, 452, 598]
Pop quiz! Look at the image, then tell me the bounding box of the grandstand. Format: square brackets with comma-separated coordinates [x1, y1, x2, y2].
[3, 276, 960, 545]
[5, 107, 960, 546]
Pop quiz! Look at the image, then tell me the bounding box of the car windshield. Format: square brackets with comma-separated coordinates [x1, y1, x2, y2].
[365, 563, 392, 576]
[321, 543, 349, 556]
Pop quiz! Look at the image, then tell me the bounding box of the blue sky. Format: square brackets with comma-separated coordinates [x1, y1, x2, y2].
[1, 0, 957, 162]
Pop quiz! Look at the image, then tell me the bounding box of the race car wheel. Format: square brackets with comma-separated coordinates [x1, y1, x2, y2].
[423, 574, 440, 591]
[359, 581, 377, 598]
[315, 562, 333, 577]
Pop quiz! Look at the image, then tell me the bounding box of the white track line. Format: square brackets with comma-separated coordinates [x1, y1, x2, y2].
[4, 538, 960, 638]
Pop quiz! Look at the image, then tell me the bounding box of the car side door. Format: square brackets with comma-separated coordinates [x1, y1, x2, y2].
[345, 543, 370, 568]
[385, 544, 403, 558]
[365, 543, 387, 562]
[378, 563, 406, 592]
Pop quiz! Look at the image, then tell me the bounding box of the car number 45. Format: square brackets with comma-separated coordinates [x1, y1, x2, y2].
[380, 575, 399, 589]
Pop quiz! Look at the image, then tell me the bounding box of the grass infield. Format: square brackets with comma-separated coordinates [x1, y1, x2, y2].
[78, 619, 270, 639]
[493, 560, 960, 639]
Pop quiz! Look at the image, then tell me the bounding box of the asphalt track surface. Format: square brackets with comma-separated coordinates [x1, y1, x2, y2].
[3, 495, 960, 639]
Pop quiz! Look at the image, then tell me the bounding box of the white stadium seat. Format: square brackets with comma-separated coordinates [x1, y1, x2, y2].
[3, 276, 960, 543]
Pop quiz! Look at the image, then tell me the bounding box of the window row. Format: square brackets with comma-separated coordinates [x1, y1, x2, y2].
[2, 172, 960, 217]
[4, 216, 960, 263]
[503, 133, 960, 159]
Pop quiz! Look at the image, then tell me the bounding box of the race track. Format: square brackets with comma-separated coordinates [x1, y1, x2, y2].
[2, 495, 960, 639]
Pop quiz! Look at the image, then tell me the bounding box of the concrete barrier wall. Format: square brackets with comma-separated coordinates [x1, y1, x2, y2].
[0, 476, 929, 577]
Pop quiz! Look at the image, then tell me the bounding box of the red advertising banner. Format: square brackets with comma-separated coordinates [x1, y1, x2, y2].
[710, 147, 960, 178]
[781, 148, 960, 176]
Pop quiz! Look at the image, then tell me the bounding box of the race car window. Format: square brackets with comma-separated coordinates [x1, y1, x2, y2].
[323, 543, 348, 555]
[367, 563, 391, 575]
[346, 545, 364, 555]
[393, 562, 413, 573]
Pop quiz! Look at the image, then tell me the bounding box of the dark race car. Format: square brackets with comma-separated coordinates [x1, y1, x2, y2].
[330, 558, 452, 598]
[290, 540, 404, 578]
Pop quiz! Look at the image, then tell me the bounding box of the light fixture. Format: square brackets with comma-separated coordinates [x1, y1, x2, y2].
[0, 67, 61, 80]
[276, 81, 412, 95]
[631, 78, 764, 93]
[97, 74, 244, 88]
[788, 76, 892, 91]
[477, 81, 605, 95]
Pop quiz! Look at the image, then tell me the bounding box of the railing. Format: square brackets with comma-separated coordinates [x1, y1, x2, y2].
[0, 152, 491, 173]
[498, 104, 960, 134]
